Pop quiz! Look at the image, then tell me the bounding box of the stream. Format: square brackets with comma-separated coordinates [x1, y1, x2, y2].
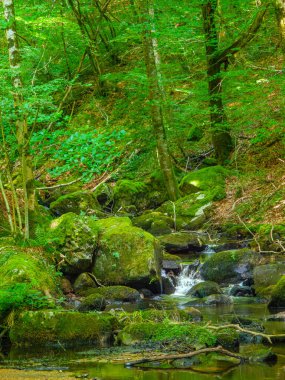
[1, 240, 285, 379]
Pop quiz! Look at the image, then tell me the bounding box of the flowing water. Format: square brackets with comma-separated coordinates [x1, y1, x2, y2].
[173, 265, 202, 296]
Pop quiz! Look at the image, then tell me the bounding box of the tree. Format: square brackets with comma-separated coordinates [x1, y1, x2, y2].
[275, 0, 285, 51]
[2, 0, 35, 239]
[201, 1, 268, 163]
[138, 0, 179, 201]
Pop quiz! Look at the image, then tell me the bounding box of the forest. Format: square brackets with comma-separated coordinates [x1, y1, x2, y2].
[0, 0, 285, 379]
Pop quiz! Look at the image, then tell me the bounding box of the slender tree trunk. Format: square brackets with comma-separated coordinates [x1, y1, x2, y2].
[3, 0, 35, 239]
[139, 0, 179, 201]
[202, 1, 233, 164]
[275, 0, 285, 52]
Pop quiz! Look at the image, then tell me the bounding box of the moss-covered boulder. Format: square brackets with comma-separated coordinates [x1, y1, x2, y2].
[81, 286, 141, 302]
[184, 294, 232, 307]
[216, 329, 239, 351]
[118, 321, 216, 347]
[268, 276, 285, 308]
[158, 193, 213, 230]
[93, 217, 162, 286]
[133, 212, 174, 236]
[50, 190, 101, 216]
[159, 232, 206, 253]
[93, 183, 114, 210]
[113, 180, 148, 213]
[73, 272, 97, 293]
[253, 263, 285, 296]
[179, 165, 228, 200]
[201, 249, 256, 284]
[187, 281, 222, 298]
[9, 310, 116, 347]
[77, 294, 106, 311]
[48, 213, 99, 275]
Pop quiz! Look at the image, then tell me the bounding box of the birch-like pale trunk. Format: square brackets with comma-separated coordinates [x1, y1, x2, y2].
[2, 0, 35, 239]
[139, 0, 179, 201]
[275, 0, 285, 51]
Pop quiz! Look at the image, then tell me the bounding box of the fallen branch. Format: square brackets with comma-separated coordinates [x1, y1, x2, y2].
[207, 324, 285, 344]
[36, 177, 82, 190]
[125, 345, 245, 367]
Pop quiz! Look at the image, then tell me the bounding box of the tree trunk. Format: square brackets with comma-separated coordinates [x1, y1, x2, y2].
[202, 0, 233, 164]
[139, 0, 179, 201]
[3, 0, 35, 239]
[275, 0, 285, 52]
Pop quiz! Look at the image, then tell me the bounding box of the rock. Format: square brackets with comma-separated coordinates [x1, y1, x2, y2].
[183, 307, 203, 321]
[253, 263, 285, 296]
[77, 294, 106, 311]
[133, 211, 174, 235]
[203, 294, 233, 306]
[81, 286, 141, 302]
[113, 180, 148, 213]
[93, 217, 162, 287]
[139, 288, 154, 298]
[201, 248, 256, 284]
[267, 312, 285, 321]
[159, 232, 206, 253]
[179, 165, 228, 201]
[187, 281, 222, 298]
[248, 348, 277, 364]
[73, 273, 97, 293]
[93, 183, 114, 210]
[161, 275, 176, 295]
[48, 213, 99, 275]
[60, 278, 73, 294]
[162, 253, 182, 271]
[216, 329, 239, 351]
[230, 285, 254, 297]
[231, 316, 264, 332]
[9, 310, 116, 347]
[268, 276, 285, 308]
[50, 191, 101, 216]
[158, 193, 214, 230]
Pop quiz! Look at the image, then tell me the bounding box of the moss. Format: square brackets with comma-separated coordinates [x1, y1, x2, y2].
[253, 263, 285, 296]
[81, 286, 140, 302]
[93, 217, 162, 285]
[179, 166, 228, 200]
[133, 212, 174, 233]
[201, 248, 256, 283]
[119, 321, 216, 347]
[73, 273, 96, 293]
[113, 180, 148, 212]
[187, 281, 222, 298]
[9, 310, 116, 347]
[78, 294, 106, 311]
[48, 213, 99, 274]
[93, 183, 114, 208]
[163, 252, 181, 261]
[268, 276, 285, 308]
[50, 191, 101, 216]
[216, 328, 239, 350]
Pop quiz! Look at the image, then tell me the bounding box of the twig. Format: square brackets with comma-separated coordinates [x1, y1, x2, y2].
[36, 177, 82, 190]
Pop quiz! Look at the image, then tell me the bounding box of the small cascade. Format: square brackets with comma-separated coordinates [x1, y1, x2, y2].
[173, 265, 202, 296]
[202, 245, 216, 255]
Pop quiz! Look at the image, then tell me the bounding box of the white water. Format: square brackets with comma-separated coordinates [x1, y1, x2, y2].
[173, 265, 202, 296]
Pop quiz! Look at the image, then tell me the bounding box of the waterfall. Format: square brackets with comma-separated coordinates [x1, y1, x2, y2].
[173, 265, 202, 296]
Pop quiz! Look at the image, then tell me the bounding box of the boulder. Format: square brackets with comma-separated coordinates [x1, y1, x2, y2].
[9, 310, 116, 347]
[50, 190, 101, 216]
[133, 212, 174, 235]
[253, 263, 285, 296]
[48, 213, 99, 275]
[179, 165, 228, 200]
[93, 183, 114, 210]
[93, 217, 162, 287]
[230, 285, 254, 297]
[201, 248, 256, 284]
[159, 232, 206, 253]
[203, 294, 233, 306]
[267, 312, 285, 321]
[113, 180, 148, 213]
[60, 278, 73, 294]
[268, 276, 285, 308]
[77, 294, 106, 311]
[187, 281, 222, 298]
[80, 286, 141, 303]
[73, 272, 97, 293]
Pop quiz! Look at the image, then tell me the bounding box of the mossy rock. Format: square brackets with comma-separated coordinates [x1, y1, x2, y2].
[159, 232, 206, 253]
[93, 217, 162, 286]
[82, 286, 141, 302]
[0, 248, 59, 316]
[216, 329, 239, 351]
[50, 191, 102, 216]
[253, 263, 285, 296]
[73, 273, 97, 293]
[118, 321, 216, 347]
[201, 249, 256, 284]
[162, 253, 182, 270]
[184, 294, 232, 307]
[187, 125, 203, 142]
[268, 276, 285, 308]
[93, 183, 114, 209]
[133, 212, 174, 236]
[179, 165, 228, 201]
[77, 294, 106, 311]
[158, 193, 213, 230]
[187, 281, 222, 298]
[48, 213, 99, 275]
[113, 180, 148, 213]
[9, 310, 116, 347]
